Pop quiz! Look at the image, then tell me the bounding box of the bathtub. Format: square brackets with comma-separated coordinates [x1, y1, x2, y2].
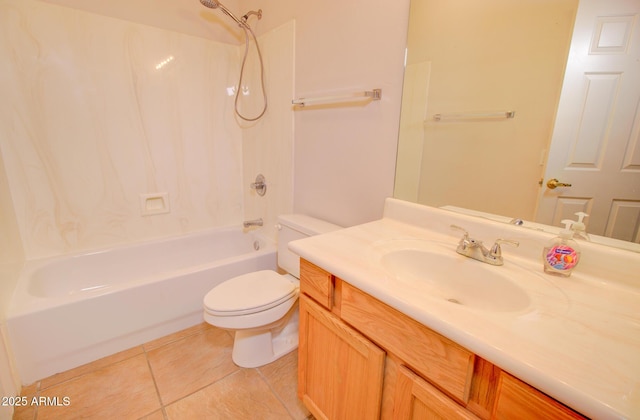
[7, 226, 277, 384]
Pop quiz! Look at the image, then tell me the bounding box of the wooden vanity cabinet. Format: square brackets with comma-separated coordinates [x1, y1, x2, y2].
[492, 372, 584, 420]
[298, 259, 586, 420]
[299, 259, 333, 310]
[394, 365, 480, 419]
[340, 280, 475, 404]
[298, 262, 385, 420]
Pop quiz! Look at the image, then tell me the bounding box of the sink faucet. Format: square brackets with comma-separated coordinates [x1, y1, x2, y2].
[450, 225, 519, 266]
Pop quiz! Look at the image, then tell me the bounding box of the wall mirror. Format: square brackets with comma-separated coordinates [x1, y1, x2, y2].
[394, 0, 640, 251]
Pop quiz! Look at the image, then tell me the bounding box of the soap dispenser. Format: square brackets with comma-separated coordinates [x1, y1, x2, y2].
[570, 212, 590, 241]
[543, 220, 581, 277]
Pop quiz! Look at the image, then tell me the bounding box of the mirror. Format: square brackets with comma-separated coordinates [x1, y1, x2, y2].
[394, 0, 640, 251]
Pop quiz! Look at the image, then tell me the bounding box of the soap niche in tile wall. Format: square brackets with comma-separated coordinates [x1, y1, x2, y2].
[140, 192, 170, 216]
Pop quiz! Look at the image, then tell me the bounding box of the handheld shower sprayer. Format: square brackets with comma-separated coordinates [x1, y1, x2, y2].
[199, 0, 261, 28]
[198, 0, 267, 121]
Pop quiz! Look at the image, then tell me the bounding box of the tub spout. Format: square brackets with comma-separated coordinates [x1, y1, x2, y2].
[243, 218, 263, 228]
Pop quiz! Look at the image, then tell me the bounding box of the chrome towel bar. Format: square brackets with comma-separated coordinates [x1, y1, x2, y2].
[432, 110, 515, 121]
[292, 89, 382, 107]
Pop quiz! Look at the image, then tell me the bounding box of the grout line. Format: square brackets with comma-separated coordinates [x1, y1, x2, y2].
[23, 325, 304, 419]
[38, 347, 144, 392]
[170, 367, 244, 405]
[142, 326, 242, 413]
[142, 324, 223, 416]
[142, 323, 213, 352]
[256, 367, 296, 420]
[142, 343, 166, 416]
[33, 382, 40, 420]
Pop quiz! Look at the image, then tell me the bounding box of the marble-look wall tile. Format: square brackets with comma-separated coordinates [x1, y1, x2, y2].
[0, 149, 24, 396]
[242, 21, 295, 240]
[0, 0, 248, 259]
[0, 147, 24, 308]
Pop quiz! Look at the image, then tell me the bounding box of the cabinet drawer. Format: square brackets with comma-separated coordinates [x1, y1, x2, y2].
[300, 259, 333, 309]
[341, 282, 474, 404]
[493, 372, 585, 419]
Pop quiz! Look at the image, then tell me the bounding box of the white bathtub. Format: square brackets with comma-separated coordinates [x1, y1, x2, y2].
[7, 227, 277, 384]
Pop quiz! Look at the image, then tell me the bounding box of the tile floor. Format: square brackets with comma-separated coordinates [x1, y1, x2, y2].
[13, 323, 311, 420]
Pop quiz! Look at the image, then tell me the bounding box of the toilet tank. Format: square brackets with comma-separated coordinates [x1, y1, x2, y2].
[277, 214, 341, 278]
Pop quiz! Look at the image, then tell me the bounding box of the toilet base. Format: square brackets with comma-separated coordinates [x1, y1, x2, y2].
[231, 308, 299, 368]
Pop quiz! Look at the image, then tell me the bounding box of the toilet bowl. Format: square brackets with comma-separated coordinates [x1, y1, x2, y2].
[203, 214, 341, 368]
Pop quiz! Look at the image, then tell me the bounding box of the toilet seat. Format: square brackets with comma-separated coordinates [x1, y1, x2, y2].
[204, 270, 298, 316]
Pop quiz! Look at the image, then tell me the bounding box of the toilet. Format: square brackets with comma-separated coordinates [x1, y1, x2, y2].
[203, 214, 341, 368]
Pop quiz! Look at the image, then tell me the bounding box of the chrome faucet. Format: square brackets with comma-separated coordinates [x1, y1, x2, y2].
[243, 218, 263, 228]
[450, 225, 518, 266]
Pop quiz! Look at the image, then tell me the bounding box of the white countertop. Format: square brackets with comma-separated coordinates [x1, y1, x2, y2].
[289, 199, 640, 419]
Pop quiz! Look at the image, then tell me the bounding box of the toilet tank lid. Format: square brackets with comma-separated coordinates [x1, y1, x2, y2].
[277, 214, 342, 236]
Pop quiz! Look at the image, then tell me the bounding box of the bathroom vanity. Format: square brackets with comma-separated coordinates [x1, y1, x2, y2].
[298, 259, 584, 419]
[291, 199, 640, 419]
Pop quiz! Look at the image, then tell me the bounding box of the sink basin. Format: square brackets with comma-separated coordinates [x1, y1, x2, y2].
[373, 239, 532, 312]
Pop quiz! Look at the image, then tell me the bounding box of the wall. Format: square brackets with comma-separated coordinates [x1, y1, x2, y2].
[0, 0, 293, 259]
[396, 0, 577, 220]
[241, 21, 295, 241]
[17, 0, 412, 237]
[12, 0, 415, 250]
[40, 0, 245, 45]
[243, 0, 412, 227]
[0, 148, 23, 419]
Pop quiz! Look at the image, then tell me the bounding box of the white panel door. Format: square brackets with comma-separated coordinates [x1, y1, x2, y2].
[536, 0, 640, 243]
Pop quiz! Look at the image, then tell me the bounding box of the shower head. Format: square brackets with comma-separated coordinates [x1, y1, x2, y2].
[199, 0, 219, 9]
[198, 0, 267, 121]
[199, 0, 245, 27]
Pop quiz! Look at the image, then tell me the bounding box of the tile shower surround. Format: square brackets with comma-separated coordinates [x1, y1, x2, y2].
[2, 2, 296, 416]
[13, 323, 310, 419]
[0, 0, 294, 260]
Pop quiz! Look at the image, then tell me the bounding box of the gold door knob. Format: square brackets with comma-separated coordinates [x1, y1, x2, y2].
[546, 178, 572, 189]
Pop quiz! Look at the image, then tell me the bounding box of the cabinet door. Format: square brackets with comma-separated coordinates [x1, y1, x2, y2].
[298, 294, 385, 420]
[393, 366, 480, 420]
[492, 372, 584, 419]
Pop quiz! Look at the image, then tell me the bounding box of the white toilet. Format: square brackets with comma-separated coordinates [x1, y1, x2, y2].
[203, 214, 341, 368]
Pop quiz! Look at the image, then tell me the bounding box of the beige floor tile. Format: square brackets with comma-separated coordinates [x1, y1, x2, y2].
[147, 326, 238, 405]
[19, 382, 39, 397]
[15, 383, 38, 420]
[138, 409, 166, 420]
[39, 345, 144, 390]
[36, 354, 160, 420]
[24, 325, 309, 419]
[259, 351, 310, 420]
[12, 400, 37, 420]
[143, 322, 213, 352]
[164, 369, 291, 420]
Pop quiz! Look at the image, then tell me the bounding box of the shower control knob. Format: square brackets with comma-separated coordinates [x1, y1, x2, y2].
[250, 174, 267, 196]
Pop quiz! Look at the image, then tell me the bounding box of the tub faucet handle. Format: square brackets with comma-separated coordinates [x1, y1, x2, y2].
[250, 174, 267, 196]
